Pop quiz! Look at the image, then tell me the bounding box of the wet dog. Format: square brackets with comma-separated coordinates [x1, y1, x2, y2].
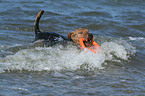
[33, 10, 93, 48]
[34, 10, 68, 47]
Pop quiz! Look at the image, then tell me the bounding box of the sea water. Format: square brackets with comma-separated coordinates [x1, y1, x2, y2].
[0, 0, 145, 95]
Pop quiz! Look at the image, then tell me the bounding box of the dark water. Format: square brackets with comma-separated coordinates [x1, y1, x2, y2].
[0, 0, 145, 96]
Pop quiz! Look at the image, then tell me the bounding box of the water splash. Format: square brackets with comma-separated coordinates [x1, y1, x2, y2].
[129, 37, 145, 41]
[0, 39, 136, 73]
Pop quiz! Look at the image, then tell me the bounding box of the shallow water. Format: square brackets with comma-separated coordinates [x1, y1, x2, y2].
[0, 0, 145, 96]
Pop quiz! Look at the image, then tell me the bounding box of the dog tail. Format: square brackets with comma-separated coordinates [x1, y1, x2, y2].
[34, 10, 44, 36]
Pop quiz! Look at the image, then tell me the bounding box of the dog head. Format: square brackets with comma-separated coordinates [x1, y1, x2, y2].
[68, 28, 90, 44]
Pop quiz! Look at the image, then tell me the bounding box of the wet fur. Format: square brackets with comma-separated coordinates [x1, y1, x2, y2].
[34, 10, 67, 46]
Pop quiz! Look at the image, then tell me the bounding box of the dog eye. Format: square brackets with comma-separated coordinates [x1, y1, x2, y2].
[88, 40, 92, 42]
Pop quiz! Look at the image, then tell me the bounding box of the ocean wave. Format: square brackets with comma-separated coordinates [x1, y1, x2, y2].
[128, 37, 145, 41]
[0, 39, 136, 73]
[76, 11, 111, 17]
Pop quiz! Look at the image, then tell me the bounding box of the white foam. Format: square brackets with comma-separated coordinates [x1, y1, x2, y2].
[129, 37, 145, 41]
[101, 42, 129, 60]
[0, 40, 136, 73]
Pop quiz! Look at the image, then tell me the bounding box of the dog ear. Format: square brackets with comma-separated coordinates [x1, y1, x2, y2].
[82, 29, 89, 41]
[67, 31, 74, 40]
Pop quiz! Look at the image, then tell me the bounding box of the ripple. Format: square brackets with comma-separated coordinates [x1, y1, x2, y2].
[76, 11, 112, 17]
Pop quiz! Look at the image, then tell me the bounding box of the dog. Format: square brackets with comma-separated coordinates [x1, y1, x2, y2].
[33, 10, 94, 48]
[33, 10, 68, 47]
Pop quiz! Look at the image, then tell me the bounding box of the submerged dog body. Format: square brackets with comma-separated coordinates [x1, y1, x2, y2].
[34, 10, 67, 46]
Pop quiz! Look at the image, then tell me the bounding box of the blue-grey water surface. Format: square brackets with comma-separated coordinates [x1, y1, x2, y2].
[0, 0, 145, 96]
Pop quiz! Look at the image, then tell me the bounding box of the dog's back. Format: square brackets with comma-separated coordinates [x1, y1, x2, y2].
[34, 10, 67, 46]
